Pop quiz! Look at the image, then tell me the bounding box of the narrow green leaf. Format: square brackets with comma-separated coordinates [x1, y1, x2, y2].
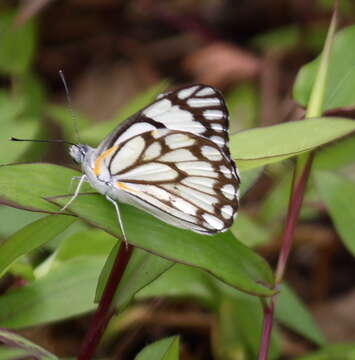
[0, 215, 75, 277]
[95, 244, 173, 309]
[216, 296, 280, 360]
[314, 135, 355, 171]
[305, 6, 337, 118]
[0, 258, 104, 328]
[35, 228, 116, 277]
[231, 117, 355, 170]
[0, 164, 82, 213]
[230, 212, 270, 248]
[0, 346, 28, 360]
[137, 264, 281, 359]
[0, 205, 43, 238]
[137, 263, 218, 309]
[295, 343, 355, 360]
[294, 25, 355, 112]
[51, 228, 116, 263]
[0, 328, 57, 359]
[134, 336, 180, 360]
[0, 163, 274, 296]
[0, 10, 37, 75]
[314, 171, 355, 256]
[139, 263, 324, 348]
[276, 284, 324, 345]
[53, 193, 274, 296]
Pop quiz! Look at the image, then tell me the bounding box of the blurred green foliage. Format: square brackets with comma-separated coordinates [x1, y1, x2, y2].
[0, 6, 355, 360]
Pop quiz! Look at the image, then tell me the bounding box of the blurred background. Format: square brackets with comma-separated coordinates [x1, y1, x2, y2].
[1, 0, 355, 359]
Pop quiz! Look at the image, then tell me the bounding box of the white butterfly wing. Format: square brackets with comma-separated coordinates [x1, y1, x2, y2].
[96, 128, 239, 234]
[96, 85, 231, 155]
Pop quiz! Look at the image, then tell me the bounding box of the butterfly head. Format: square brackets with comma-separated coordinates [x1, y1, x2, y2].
[69, 144, 89, 164]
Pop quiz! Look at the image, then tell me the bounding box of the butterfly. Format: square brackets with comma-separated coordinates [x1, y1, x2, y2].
[66, 84, 240, 237]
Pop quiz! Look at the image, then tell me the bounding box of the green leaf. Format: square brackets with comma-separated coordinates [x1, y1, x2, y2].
[96, 244, 173, 309]
[35, 228, 116, 277]
[1, 115, 40, 164]
[137, 265, 280, 359]
[276, 284, 324, 345]
[215, 296, 280, 360]
[51, 228, 116, 263]
[295, 343, 355, 360]
[314, 135, 355, 171]
[0, 205, 43, 238]
[259, 171, 293, 225]
[137, 264, 280, 359]
[294, 25, 355, 111]
[0, 10, 37, 75]
[231, 117, 355, 170]
[230, 212, 270, 248]
[0, 257, 104, 328]
[79, 81, 168, 146]
[0, 215, 75, 277]
[0, 164, 82, 212]
[0, 328, 57, 359]
[53, 192, 274, 296]
[314, 171, 355, 256]
[1, 163, 274, 296]
[305, 5, 337, 118]
[134, 336, 180, 360]
[137, 263, 218, 309]
[0, 346, 28, 360]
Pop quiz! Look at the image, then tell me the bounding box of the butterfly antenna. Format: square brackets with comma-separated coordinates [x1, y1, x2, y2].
[59, 69, 81, 144]
[10, 137, 77, 147]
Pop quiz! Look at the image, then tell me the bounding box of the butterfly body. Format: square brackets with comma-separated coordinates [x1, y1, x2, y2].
[69, 84, 240, 235]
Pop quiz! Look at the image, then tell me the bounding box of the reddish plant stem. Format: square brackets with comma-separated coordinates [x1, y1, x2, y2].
[275, 153, 314, 283]
[257, 153, 314, 360]
[258, 298, 275, 360]
[77, 242, 134, 360]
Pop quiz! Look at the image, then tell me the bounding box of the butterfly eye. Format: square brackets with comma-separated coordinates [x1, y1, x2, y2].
[69, 144, 87, 164]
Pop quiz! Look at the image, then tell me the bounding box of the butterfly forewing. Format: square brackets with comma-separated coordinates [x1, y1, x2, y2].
[98, 128, 239, 234]
[97, 85, 231, 155]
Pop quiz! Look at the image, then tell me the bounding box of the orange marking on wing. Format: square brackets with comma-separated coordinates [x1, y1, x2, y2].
[116, 182, 139, 194]
[94, 146, 118, 176]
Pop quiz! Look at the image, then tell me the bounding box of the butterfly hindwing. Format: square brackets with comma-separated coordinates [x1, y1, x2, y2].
[94, 128, 239, 234]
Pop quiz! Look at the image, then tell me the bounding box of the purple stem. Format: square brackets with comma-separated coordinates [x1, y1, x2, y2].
[77, 242, 134, 360]
[257, 153, 314, 360]
[258, 299, 275, 360]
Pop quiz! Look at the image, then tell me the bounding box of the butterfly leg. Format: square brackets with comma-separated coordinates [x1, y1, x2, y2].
[69, 175, 88, 192]
[60, 174, 87, 212]
[105, 195, 128, 247]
